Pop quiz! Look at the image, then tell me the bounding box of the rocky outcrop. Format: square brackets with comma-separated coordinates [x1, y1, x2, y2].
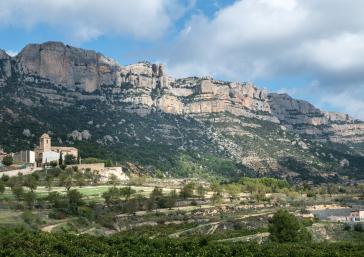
[269, 93, 364, 143]
[0, 50, 12, 84]
[16, 41, 122, 92]
[3, 41, 364, 144]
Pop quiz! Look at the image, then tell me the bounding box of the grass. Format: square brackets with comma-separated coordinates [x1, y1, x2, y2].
[0, 185, 177, 202]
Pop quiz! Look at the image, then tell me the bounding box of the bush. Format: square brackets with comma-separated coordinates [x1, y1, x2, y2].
[78, 206, 95, 221]
[95, 213, 115, 229]
[48, 210, 67, 220]
[64, 155, 77, 165]
[1, 175, 9, 182]
[354, 223, 364, 232]
[179, 182, 195, 199]
[0, 181, 5, 194]
[82, 158, 102, 164]
[343, 223, 351, 231]
[21, 211, 43, 229]
[47, 167, 62, 177]
[23, 191, 37, 209]
[269, 209, 312, 243]
[2, 155, 13, 166]
[49, 161, 58, 167]
[67, 189, 83, 214]
[307, 192, 316, 198]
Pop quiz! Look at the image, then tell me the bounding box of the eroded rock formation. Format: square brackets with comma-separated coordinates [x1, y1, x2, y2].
[1, 41, 363, 144]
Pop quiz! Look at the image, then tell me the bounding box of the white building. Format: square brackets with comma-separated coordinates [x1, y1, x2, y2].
[13, 150, 35, 164]
[42, 150, 61, 164]
[347, 210, 364, 222]
[35, 133, 78, 166]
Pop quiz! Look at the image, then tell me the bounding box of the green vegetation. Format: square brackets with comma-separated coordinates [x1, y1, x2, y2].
[2, 155, 13, 166]
[1, 85, 363, 182]
[0, 228, 363, 257]
[0, 170, 363, 256]
[269, 209, 311, 243]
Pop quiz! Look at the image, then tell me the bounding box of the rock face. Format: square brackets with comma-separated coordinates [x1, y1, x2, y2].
[0, 50, 12, 85]
[16, 41, 121, 92]
[269, 93, 364, 143]
[1, 41, 364, 144]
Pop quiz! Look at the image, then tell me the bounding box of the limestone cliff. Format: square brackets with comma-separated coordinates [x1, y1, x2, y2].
[16, 41, 121, 92]
[269, 93, 364, 143]
[1, 41, 363, 145]
[2, 41, 364, 181]
[0, 50, 11, 85]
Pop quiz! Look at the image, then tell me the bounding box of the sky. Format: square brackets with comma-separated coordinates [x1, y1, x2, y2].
[0, 0, 363, 119]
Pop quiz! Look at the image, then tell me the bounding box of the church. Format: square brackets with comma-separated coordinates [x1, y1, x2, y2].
[34, 133, 78, 166]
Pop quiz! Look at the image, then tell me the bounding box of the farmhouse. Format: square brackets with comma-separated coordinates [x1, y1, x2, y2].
[347, 210, 364, 222]
[34, 133, 78, 166]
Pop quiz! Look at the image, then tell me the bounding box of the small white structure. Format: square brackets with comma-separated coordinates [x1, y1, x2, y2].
[13, 150, 35, 164]
[347, 210, 364, 222]
[42, 151, 60, 164]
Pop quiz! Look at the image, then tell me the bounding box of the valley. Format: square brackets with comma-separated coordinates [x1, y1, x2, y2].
[1, 42, 364, 256]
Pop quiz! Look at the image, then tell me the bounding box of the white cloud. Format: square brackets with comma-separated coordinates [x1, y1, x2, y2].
[5, 50, 18, 57]
[320, 89, 364, 120]
[300, 33, 364, 73]
[0, 0, 363, 119]
[0, 0, 186, 41]
[162, 0, 364, 119]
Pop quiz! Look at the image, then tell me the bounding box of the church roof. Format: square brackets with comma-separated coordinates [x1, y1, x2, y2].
[40, 133, 51, 139]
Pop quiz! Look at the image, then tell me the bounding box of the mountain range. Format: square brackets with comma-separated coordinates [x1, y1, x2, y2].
[1, 41, 364, 182]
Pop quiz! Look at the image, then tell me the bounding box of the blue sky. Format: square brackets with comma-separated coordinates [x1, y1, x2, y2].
[0, 0, 363, 119]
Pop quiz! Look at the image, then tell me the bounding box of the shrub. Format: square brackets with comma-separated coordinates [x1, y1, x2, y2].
[0, 181, 5, 194]
[64, 154, 77, 165]
[23, 191, 36, 209]
[21, 211, 43, 229]
[343, 223, 351, 231]
[48, 210, 67, 220]
[2, 155, 13, 166]
[354, 223, 364, 232]
[179, 182, 195, 199]
[269, 209, 312, 243]
[1, 175, 9, 182]
[49, 161, 58, 167]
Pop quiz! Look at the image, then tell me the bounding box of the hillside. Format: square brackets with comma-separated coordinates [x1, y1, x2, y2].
[1, 41, 364, 182]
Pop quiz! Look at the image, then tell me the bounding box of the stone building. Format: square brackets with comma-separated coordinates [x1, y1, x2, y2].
[34, 133, 78, 166]
[13, 150, 35, 164]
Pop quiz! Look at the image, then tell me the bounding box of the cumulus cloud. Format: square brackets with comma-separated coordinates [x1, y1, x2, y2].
[162, 0, 364, 119]
[0, 0, 186, 41]
[320, 89, 364, 120]
[0, 0, 363, 118]
[5, 50, 18, 57]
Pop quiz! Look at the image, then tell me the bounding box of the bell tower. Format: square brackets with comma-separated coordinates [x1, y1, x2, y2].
[40, 133, 51, 152]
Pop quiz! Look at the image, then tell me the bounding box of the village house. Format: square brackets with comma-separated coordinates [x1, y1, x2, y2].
[13, 150, 35, 164]
[34, 133, 78, 166]
[347, 209, 364, 222]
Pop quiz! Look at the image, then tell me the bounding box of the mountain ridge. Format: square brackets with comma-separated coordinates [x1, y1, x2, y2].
[1, 41, 364, 182]
[1, 41, 360, 120]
